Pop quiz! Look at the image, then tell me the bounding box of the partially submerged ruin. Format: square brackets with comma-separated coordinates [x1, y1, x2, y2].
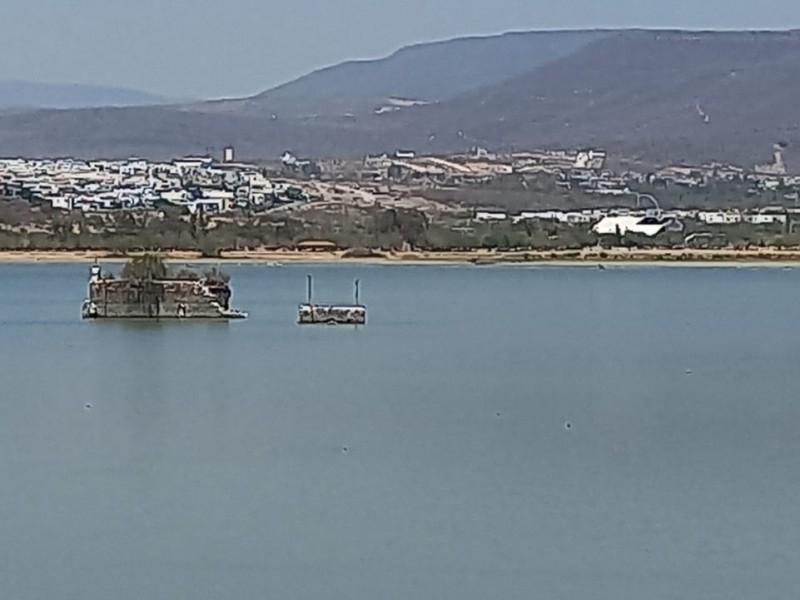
[81, 255, 247, 320]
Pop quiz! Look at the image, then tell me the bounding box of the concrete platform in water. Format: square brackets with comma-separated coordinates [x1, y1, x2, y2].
[298, 303, 366, 325]
[297, 275, 366, 325]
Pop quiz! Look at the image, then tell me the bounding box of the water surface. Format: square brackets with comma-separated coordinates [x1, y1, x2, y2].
[1, 264, 798, 599]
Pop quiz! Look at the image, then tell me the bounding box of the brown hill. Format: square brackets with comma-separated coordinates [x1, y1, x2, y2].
[1, 30, 799, 169]
[402, 30, 800, 169]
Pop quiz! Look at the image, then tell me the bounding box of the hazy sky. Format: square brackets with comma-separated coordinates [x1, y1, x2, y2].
[1, 0, 799, 99]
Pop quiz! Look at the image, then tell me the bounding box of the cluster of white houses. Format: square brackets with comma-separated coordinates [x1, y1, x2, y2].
[4, 145, 800, 238]
[358, 146, 800, 199]
[0, 155, 310, 214]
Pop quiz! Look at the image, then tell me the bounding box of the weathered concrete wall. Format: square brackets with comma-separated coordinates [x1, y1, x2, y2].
[298, 304, 366, 325]
[88, 278, 230, 319]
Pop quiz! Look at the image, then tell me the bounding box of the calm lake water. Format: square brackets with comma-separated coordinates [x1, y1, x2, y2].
[1, 263, 799, 599]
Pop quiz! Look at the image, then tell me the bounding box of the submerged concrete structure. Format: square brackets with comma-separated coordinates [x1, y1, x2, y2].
[298, 304, 367, 325]
[297, 275, 366, 325]
[81, 262, 247, 320]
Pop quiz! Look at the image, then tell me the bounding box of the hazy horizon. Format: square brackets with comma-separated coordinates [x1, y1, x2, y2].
[2, 0, 800, 99]
[4, 24, 800, 102]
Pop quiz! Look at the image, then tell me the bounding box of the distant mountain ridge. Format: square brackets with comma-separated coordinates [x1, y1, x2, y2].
[215, 30, 608, 117]
[388, 29, 800, 167]
[0, 81, 165, 110]
[2, 29, 800, 170]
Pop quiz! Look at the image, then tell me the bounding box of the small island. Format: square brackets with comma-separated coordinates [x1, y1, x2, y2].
[81, 254, 247, 320]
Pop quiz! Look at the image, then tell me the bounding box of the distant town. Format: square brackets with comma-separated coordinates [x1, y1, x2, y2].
[3, 143, 800, 257]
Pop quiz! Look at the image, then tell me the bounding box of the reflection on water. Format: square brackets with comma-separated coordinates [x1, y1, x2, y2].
[87, 319, 233, 330]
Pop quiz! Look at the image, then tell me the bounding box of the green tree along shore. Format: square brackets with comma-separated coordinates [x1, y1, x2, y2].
[2, 197, 800, 255]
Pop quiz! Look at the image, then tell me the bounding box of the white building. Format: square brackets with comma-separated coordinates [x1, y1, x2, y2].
[574, 149, 606, 170]
[161, 190, 191, 204]
[697, 211, 742, 225]
[173, 156, 213, 171]
[593, 214, 683, 237]
[742, 209, 787, 225]
[49, 196, 75, 211]
[475, 211, 508, 222]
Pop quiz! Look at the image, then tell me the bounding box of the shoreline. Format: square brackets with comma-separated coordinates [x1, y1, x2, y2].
[5, 248, 800, 267]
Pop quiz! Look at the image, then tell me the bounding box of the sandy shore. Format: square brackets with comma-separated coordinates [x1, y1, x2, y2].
[5, 247, 800, 266]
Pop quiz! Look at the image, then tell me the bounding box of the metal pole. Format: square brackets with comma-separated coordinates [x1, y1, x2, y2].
[355, 279, 360, 305]
[307, 274, 312, 304]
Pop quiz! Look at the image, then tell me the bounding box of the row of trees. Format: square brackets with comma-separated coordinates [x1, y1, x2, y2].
[1, 197, 797, 253]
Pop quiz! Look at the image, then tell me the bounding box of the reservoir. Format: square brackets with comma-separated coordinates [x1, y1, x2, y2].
[1, 263, 798, 599]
